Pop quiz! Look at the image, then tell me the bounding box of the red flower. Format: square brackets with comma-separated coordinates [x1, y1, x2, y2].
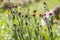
[39, 14, 43, 17]
[44, 14, 46, 16]
[49, 13, 52, 16]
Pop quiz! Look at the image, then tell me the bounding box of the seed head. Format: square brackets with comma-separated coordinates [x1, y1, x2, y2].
[49, 13, 52, 16]
[25, 14, 28, 18]
[40, 25, 42, 27]
[32, 13, 36, 17]
[39, 14, 43, 17]
[33, 10, 37, 13]
[13, 24, 16, 27]
[18, 12, 21, 16]
[43, 2, 46, 5]
[44, 14, 46, 16]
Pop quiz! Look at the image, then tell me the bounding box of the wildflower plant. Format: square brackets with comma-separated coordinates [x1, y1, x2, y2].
[0, 0, 60, 40]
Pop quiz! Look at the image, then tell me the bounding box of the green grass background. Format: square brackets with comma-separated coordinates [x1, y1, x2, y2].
[0, 0, 60, 40]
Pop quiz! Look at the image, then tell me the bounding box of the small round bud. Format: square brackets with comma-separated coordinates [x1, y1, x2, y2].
[44, 14, 46, 16]
[32, 13, 36, 17]
[43, 2, 46, 5]
[49, 13, 52, 16]
[39, 14, 43, 17]
[25, 14, 28, 18]
[33, 10, 37, 13]
[18, 12, 21, 15]
[13, 24, 16, 27]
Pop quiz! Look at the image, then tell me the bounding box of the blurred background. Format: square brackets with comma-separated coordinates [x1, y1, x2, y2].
[0, 0, 60, 40]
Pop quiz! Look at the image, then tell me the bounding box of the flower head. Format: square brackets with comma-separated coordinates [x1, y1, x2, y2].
[44, 14, 46, 16]
[39, 14, 43, 17]
[33, 10, 37, 13]
[13, 24, 16, 27]
[43, 2, 46, 5]
[18, 12, 21, 16]
[25, 14, 28, 18]
[49, 13, 52, 16]
[32, 13, 36, 17]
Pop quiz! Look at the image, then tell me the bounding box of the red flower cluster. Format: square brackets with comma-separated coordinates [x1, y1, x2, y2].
[17, 11, 53, 18]
[39, 13, 46, 17]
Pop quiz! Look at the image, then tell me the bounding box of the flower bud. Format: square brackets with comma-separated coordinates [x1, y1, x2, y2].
[13, 24, 16, 27]
[49, 13, 52, 16]
[43, 2, 46, 5]
[39, 14, 43, 17]
[25, 14, 28, 18]
[33, 10, 37, 13]
[18, 12, 21, 16]
[32, 13, 36, 17]
[44, 14, 46, 16]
